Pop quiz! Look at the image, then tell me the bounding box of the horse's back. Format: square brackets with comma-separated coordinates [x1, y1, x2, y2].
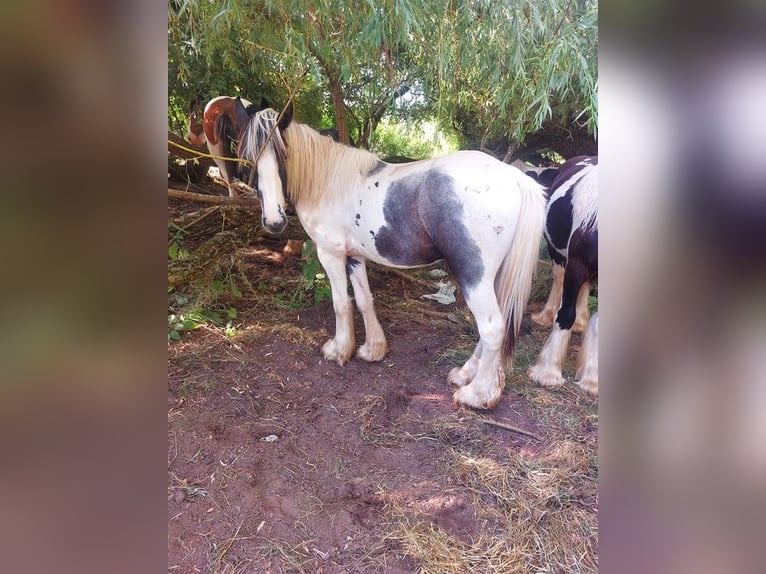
[203, 96, 253, 144]
[544, 156, 598, 262]
[352, 149, 542, 286]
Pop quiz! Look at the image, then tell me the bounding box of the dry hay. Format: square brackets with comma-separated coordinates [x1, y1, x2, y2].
[386, 439, 597, 573]
[384, 511, 527, 573]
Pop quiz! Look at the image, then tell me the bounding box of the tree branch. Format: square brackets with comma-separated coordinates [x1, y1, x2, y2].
[168, 188, 261, 208]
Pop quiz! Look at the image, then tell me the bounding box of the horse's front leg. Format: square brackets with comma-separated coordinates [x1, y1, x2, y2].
[347, 258, 388, 361]
[316, 247, 355, 365]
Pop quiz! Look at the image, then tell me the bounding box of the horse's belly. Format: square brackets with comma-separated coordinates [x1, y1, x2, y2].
[350, 227, 442, 269]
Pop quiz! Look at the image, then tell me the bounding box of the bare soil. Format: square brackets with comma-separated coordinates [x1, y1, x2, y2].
[167, 192, 598, 573]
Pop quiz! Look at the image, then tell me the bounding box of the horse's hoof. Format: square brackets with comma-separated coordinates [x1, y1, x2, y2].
[530, 311, 554, 328]
[575, 377, 598, 395]
[452, 384, 500, 410]
[356, 342, 387, 362]
[572, 321, 589, 334]
[447, 367, 470, 388]
[322, 338, 354, 365]
[527, 364, 565, 388]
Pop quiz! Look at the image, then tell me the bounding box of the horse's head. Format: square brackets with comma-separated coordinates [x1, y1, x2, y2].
[238, 103, 293, 233]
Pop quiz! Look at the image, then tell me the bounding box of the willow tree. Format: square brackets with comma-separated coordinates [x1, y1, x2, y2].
[419, 0, 597, 160]
[168, 0, 597, 158]
[169, 0, 427, 146]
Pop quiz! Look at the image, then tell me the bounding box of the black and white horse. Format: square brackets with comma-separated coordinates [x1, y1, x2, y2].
[528, 156, 598, 394]
[510, 159, 560, 189]
[238, 105, 547, 409]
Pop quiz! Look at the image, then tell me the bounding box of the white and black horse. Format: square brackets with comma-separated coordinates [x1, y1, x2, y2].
[528, 156, 598, 394]
[238, 104, 547, 409]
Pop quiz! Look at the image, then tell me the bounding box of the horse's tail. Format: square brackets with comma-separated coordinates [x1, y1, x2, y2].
[214, 111, 239, 182]
[497, 175, 547, 370]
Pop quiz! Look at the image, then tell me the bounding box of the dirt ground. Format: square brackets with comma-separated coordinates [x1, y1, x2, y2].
[167, 191, 598, 573]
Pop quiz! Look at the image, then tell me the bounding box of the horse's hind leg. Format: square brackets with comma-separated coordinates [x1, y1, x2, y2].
[347, 258, 388, 361]
[447, 342, 481, 388]
[575, 312, 598, 394]
[531, 263, 564, 328]
[573, 280, 591, 333]
[452, 284, 506, 409]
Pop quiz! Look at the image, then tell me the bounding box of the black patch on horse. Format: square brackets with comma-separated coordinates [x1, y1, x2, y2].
[367, 161, 387, 176]
[546, 194, 574, 254]
[375, 169, 484, 292]
[526, 168, 559, 189]
[555, 227, 598, 330]
[346, 257, 361, 276]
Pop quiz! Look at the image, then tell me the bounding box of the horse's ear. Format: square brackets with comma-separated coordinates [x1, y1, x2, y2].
[278, 101, 293, 131]
[260, 96, 270, 110]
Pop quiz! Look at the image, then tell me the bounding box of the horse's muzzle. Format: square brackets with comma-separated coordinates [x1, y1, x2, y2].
[263, 217, 288, 234]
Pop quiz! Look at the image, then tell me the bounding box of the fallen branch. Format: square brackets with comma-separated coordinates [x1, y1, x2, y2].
[168, 188, 261, 208]
[385, 268, 439, 290]
[419, 309, 464, 324]
[475, 416, 539, 439]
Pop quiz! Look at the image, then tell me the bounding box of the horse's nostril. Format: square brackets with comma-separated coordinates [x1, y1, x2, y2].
[263, 218, 287, 234]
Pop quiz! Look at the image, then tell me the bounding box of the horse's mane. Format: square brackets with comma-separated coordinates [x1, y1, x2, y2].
[283, 122, 379, 208]
[240, 108, 380, 209]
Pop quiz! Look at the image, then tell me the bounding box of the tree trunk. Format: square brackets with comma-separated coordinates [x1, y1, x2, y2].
[328, 73, 351, 145]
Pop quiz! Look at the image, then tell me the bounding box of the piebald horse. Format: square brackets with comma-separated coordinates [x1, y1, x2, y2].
[186, 96, 266, 196]
[239, 105, 547, 409]
[528, 156, 598, 394]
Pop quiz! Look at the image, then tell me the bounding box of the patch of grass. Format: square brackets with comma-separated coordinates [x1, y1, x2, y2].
[434, 346, 472, 367]
[177, 377, 217, 396]
[414, 441, 598, 573]
[385, 507, 527, 573]
[529, 257, 554, 304]
[422, 412, 489, 449]
[252, 539, 315, 573]
[358, 395, 405, 447]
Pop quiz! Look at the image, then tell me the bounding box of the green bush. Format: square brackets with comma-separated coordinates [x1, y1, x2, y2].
[370, 119, 459, 160]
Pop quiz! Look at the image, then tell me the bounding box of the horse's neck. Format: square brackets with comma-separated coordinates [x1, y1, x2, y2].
[284, 123, 380, 211]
